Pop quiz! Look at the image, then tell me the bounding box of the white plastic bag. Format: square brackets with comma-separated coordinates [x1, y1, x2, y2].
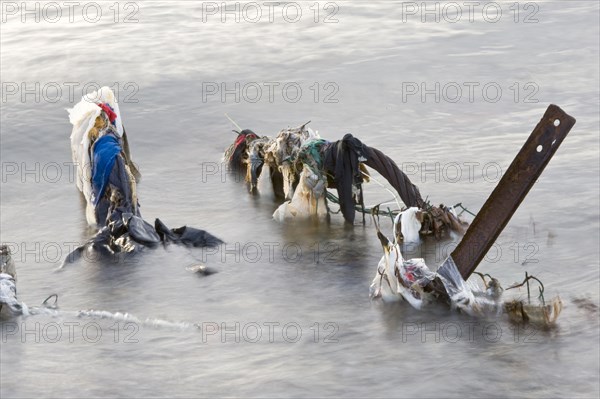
[398, 207, 422, 243]
[273, 166, 328, 222]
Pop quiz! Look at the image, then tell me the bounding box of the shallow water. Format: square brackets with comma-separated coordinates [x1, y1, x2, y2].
[1, 1, 599, 397]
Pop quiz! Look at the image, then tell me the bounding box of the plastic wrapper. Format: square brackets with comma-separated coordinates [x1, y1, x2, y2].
[369, 233, 436, 309]
[436, 257, 504, 317]
[398, 207, 422, 243]
[370, 223, 504, 317]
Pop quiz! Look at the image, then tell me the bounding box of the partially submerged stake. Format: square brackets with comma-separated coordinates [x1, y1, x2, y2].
[371, 105, 575, 326]
[438, 104, 576, 281]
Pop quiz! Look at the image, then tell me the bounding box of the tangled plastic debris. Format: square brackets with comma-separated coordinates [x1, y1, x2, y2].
[63, 87, 223, 265]
[369, 213, 563, 326]
[369, 212, 503, 317]
[224, 122, 467, 239]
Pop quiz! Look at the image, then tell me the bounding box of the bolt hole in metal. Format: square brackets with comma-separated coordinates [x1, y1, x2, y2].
[548, 119, 561, 148]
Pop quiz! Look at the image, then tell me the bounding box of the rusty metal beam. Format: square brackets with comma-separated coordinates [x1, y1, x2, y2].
[440, 104, 576, 280]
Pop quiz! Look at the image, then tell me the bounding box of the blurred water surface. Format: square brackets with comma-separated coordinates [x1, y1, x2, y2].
[1, 1, 599, 397]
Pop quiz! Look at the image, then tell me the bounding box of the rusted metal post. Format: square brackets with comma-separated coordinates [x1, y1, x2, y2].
[439, 105, 576, 280]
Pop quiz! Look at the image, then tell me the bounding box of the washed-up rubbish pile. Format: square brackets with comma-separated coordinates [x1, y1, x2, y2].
[367, 104, 578, 327]
[65, 87, 222, 264]
[368, 212, 562, 327]
[224, 122, 467, 239]
[0, 245, 60, 317]
[224, 122, 320, 199]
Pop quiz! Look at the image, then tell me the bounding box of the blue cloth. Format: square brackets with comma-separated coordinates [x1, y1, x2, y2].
[92, 134, 122, 206]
